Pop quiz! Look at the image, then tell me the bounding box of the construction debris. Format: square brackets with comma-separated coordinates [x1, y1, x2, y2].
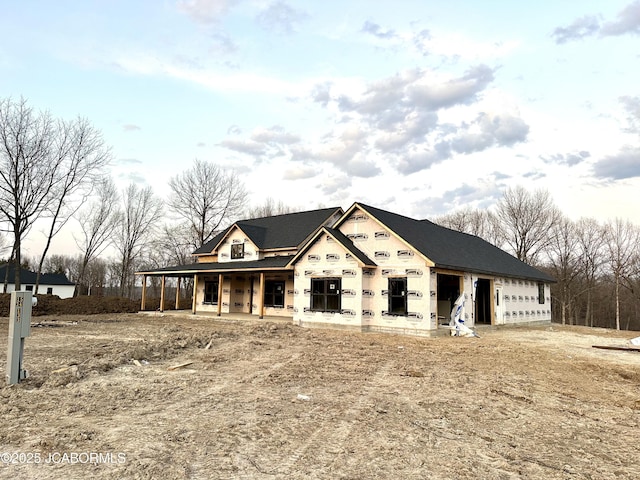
[167, 361, 194, 371]
[592, 345, 640, 353]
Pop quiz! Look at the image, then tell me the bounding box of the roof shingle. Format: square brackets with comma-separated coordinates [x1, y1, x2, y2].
[193, 207, 342, 255]
[354, 203, 554, 282]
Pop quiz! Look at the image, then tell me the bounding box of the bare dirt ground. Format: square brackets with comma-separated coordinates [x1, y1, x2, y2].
[0, 313, 639, 480]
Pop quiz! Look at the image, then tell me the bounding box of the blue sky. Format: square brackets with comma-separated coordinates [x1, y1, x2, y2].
[2, 0, 640, 256]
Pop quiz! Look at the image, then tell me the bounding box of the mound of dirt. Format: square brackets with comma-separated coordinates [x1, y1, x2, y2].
[0, 294, 140, 316]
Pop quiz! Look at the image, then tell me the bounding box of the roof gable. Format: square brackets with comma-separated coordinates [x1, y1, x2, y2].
[352, 203, 554, 282]
[335, 204, 434, 266]
[289, 226, 376, 267]
[204, 223, 262, 258]
[193, 230, 227, 256]
[194, 207, 342, 255]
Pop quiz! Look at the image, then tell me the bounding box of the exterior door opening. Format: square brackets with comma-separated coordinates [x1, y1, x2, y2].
[475, 278, 491, 324]
[437, 274, 461, 323]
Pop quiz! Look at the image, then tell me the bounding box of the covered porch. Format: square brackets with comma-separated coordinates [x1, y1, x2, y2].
[137, 257, 295, 319]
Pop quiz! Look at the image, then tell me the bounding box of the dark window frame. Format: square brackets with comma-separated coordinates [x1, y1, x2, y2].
[388, 277, 408, 315]
[537, 282, 545, 305]
[264, 280, 285, 308]
[204, 280, 219, 304]
[310, 277, 342, 313]
[231, 243, 244, 259]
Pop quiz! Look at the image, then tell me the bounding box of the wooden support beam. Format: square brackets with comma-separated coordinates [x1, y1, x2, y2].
[217, 273, 223, 317]
[258, 272, 265, 319]
[160, 275, 166, 312]
[592, 345, 640, 352]
[141, 275, 147, 311]
[192, 274, 198, 314]
[175, 277, 181, 310]
[489, 279, 495, 326]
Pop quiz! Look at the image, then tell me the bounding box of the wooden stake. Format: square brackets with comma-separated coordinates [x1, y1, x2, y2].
[592, 345, 640, 352]
[167, 361, 194, 371]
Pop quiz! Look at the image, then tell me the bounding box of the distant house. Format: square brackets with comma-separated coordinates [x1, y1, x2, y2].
[137, 203, 554, 336]
[0, 265, 75, 299]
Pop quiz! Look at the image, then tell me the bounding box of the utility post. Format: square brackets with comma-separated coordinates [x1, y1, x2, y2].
[6, 291, 34, 385]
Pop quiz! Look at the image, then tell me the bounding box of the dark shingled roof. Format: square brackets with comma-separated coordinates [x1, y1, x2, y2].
[137, 256, 294, 276]
[353, 203, 555, 282]
[290, 226, 377, 267]
[324, 227, 377, 267]
[142, 203, 554, 283]
[0, 265, 74, 286]
[193, 207, 342, 255]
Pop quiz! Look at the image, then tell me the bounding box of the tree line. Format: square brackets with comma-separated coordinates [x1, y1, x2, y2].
[0, 97, 292, 298]
[2, 97, 638, 331]
[432, 187, 640, 331]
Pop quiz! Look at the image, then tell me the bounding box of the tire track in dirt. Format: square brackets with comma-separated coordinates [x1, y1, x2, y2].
[275, 360, 395, 476]
[77, 342, 305, 478]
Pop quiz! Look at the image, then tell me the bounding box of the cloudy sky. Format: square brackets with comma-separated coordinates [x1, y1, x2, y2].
[1, 0, 639, 242]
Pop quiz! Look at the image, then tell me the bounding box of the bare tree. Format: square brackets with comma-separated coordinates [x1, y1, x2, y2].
[604, 218, 639, 330]
[545, 216, 581, 325]
[0, 97, 110, 290]
[39, 253, 72, 275]
[114, 184, 163, 298]
[247, 197, 298, 219]
[84, 257, 109, 296]
[495, 186, 562, 264]
[0, 98, 58, 289]
[154, 224, 197, 267]
[74, 177, 120, 295]
[168, 159, 246, 249]
[622, 252, 640, 330]
[35, 117, 111, 293]
[432, 207, 503, 247]
[575, 218, 606, 327]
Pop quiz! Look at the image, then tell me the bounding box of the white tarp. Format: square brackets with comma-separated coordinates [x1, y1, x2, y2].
[449, 293, 478, 337]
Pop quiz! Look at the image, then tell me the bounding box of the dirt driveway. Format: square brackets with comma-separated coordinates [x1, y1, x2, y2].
[0, 313, 639, 479]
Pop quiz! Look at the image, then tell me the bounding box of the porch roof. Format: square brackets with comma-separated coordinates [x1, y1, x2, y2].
[137, 255, 294, 277]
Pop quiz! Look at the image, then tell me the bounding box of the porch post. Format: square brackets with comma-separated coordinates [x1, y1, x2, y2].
[489, 278, 495, 326]
[258, 272, 265, 319]
[192, 274, 198, 314]
[141, 275, 147, 311]
[175, 277, 181, 310]
[160, 275, 166, 312]
[217, 273, 223, 316]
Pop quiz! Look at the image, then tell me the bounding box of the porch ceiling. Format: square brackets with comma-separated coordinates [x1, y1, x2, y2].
[136, 256, 294, 277]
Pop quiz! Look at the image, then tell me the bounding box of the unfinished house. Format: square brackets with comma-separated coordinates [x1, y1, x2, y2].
[138, 203, 554, 336]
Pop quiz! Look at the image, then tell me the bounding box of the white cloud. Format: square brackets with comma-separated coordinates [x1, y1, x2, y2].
[415, 31, 520, 60]
[256, 1, 308, 34]
[552, 1, 640, 43]
[319, 174, 352, 196]
[593, 146, 640, 180]
[250, 125, 300, 144]
[601, 0, 640, 36]
[282, 165, 317, 180]
[110, 50, 311, 95]
[552, 15, 601, 44]
[176, 0, 237, 24]
[218, 138, 266, 156]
